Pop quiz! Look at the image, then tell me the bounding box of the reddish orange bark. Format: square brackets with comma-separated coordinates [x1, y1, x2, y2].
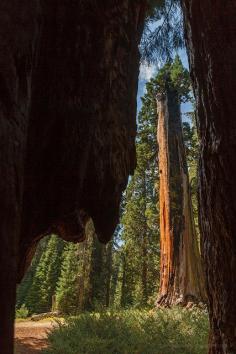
[156, 90, 206, 306]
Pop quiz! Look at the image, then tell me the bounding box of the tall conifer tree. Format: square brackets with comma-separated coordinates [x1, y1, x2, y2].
[155, 57, 206, 306]
[26, 235, 64, 313]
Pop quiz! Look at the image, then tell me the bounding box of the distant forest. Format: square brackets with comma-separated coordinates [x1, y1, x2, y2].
[16, 56, 201, 316]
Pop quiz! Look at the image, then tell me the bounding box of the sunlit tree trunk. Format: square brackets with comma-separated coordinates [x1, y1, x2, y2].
[141, 230, 148, 304]
[141, 173, 148, 305]
[78, 238, 89, 311]
[109, 256, 120, 307]
[105, 241, 113, 307]
[156, 89, 206, 306]
[182, 1, 236, 352]
[120, 255, 127, 307]
[85, 233, 104, 310]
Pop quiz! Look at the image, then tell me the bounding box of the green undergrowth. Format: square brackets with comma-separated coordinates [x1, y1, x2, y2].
[15, 304, 29, 319]
[43, 307, 209, 354]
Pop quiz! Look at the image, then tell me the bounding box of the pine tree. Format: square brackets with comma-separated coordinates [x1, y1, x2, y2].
[109, 226, 123, 308]
[119, 68, 160, 308]
[26, 235, 64, 314]
[182, 114, 199, 234]
[55, 220, 96, 314]
[84, 220, 116, 311]
[16, 236, 49, 309]
[55, 242, 80, 314]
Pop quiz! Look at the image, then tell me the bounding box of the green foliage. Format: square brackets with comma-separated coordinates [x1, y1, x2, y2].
[43, 308, 209, 354]
[16, 57, 199, 326]
[55, 242, 80, 314]
[119, 66, 159, 308]
[15, 304, 29, 319]
[147, 55, 191, 101]
[142, 0, 184, 62]
[118, 56, 191, 309]
[16, 236, 50, 309]
[55, 221, 113, 314]
[182, 113, 200, 234]
[25, 235, 65, 314]
[146, 0, 165, 19]
[85, 233, 106, 311]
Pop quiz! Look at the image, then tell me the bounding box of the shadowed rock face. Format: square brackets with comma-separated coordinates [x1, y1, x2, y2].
[0, 1, 146, 353]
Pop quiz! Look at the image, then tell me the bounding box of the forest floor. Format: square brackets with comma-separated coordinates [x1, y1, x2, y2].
[14, 320, 56, 354]
[14, 309, 209, 354]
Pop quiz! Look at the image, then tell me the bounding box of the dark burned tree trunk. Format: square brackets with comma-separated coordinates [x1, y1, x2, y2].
[181, 1, 236, 352]
[0, 2, 146, 353]
[0, 3, 39, 352]
[156, 89, 205, 307]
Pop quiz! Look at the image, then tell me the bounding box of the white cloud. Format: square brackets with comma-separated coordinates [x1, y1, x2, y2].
[139, 62, 157, 81]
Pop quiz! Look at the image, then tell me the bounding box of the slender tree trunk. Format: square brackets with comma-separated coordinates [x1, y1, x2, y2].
[109, 253, 120, 307]
[86, 233, 104, 310]
[105, 241, 113, 307]
[120, 255, 127, 307]
[182, 1, 236, 352]
[141, 230, 148, 304]
[141, 173, 148, 305]
[156, 89, 206, 307]
[78, 238, 88, 311]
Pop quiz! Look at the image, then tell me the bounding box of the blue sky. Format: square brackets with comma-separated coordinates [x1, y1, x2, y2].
[137, 48, 192, 119]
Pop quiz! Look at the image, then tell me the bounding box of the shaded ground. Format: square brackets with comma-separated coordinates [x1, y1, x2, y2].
[14, 320, 56, 354]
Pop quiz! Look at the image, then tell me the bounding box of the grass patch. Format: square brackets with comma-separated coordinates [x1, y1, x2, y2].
[43, 307, 209, 354]
[15, 304, 29, 319]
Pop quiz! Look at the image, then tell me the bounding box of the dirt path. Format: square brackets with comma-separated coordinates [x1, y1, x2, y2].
[14, 320, 56, 354]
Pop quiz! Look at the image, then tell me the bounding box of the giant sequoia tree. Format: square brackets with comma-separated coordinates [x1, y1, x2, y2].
[156, 60, 205, 306]
[181, 1, 236, 352]
[0, 2, 146, 353]
[0, 1, 235, 353]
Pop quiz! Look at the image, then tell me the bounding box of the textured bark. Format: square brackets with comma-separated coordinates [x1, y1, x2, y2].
[0, 1, 146, 353]
[182, 1, 236, 352]
[86, 232, 104, 310]
[156, 89, 205, 307]
[105, 240, 113, 307]
[141, 173, 148, 305]
[0, 3, 40, 352]
[141, 230, 148, 304]
[77, 235, 91, 312]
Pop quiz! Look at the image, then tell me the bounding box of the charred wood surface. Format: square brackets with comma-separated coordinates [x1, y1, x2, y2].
[0, 2, 145, 353]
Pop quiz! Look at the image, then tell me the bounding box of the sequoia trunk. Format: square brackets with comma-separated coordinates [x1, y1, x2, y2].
[181, 1, 236, 352]
[0, 2, 146, 353]
[156, 89, 205, 306]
